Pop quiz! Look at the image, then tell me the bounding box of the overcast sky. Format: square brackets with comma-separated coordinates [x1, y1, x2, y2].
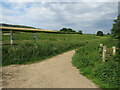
[1, 0, 119, 34]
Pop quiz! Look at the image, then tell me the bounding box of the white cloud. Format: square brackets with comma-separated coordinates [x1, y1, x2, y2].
[1, 2, 118, 33]
[2, 0, 120, 2]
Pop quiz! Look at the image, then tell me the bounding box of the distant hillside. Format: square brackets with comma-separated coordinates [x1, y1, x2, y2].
[0, 23, 37, 29]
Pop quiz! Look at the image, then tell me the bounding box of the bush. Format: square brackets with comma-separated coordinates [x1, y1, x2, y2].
[97, 31, 104, 36]
[78, 30, 83, 34]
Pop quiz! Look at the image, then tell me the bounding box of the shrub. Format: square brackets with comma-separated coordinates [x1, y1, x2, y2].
[97, 31, 104, 36]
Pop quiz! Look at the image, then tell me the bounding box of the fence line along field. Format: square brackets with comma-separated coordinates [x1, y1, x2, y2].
[2, 28, 106, 66]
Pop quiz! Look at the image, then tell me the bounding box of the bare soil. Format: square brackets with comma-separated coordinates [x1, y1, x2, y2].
[2, 50, 98, 88]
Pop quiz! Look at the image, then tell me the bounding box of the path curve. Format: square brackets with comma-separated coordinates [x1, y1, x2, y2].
[2, 50, 98, 88]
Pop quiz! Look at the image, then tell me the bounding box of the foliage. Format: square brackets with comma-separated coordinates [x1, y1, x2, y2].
[60, 28, 76, 32]
[2, 33, 100, 66]
[67, 28, 76, 32]
[97, 31, 104, 36]
[111, 15, 120, 39]
[78, 30, 83, 34]
[2, 41, 85, 66]
[72, 38, 119, 88]
[107, 33, 110, 35]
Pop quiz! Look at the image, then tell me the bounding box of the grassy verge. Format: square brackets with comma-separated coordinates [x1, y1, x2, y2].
[72, 37, 119, 88]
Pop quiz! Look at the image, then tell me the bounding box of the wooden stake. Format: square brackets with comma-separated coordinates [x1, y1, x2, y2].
[10, 30, 14, 45]
[34, 32, 37, 41]
[102, 46, 107, 62]
[100, 44, 103, 48]
[112, 46, 116, 55]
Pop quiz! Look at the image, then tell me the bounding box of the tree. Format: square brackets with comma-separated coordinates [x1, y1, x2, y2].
[60, 28, 76, 32]
[78, 30, 82, 34]
[107, 33, 110, 35]
[67, 28, 73, 32]
[111, 15, 120, 39]
[67, 28, 76, 32]
[97, 31, 104, 36]
[60, 28, 68, 32]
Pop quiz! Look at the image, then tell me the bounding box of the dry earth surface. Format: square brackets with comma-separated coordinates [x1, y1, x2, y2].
[2, 50, 99, 88]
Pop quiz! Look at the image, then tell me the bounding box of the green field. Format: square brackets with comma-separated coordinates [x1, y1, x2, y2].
[2, 32, 104, 66]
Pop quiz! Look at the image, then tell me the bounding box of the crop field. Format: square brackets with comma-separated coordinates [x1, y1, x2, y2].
[0, 26, 57, 32]
[2, 32, 106, 66]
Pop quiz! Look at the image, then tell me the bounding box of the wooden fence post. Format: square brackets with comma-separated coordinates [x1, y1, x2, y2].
[34, 32, 37, 41]
[10, 30, 14, 45]
[102, 46, 107, 62]
[112, 46, 116, 55]
[100, 44, 103, 48]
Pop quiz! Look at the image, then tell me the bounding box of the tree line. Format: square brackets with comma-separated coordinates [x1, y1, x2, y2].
[60, 28, 82, 34]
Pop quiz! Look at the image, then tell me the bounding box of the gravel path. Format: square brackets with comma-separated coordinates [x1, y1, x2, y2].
[2, 50, 98, 88]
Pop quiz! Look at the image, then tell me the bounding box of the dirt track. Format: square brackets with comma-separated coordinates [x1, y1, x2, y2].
[2, 50, 98, 88]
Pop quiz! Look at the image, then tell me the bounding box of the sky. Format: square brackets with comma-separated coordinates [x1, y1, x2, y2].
[1, 0, 119, 34]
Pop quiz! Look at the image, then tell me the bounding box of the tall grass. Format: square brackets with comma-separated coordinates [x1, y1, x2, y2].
[72, 38, 119, 88]
[2, 32, 101, 66]
[3, 41, 87, 66]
